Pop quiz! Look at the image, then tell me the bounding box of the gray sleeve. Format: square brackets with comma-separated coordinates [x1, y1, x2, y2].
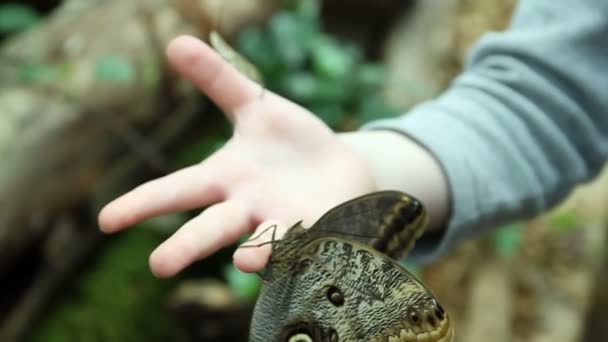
[364, 0, 608, 263]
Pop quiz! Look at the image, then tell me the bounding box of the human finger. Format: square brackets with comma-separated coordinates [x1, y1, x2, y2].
[98, 163, 225, 233]
[166, 35, 261, 121]
[149, 200, 251, 278]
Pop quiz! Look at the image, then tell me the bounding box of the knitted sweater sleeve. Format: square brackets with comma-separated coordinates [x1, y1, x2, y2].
[364, 0, 608, 262]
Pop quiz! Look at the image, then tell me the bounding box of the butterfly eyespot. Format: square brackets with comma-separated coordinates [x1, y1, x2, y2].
[326, 286, 344, 307]
[288, 333, 313, 342]
[283, 322, 320, 342]
[409, 310, 421, 324]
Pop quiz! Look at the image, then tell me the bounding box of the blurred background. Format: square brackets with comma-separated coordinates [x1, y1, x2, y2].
[0, 0, 607, 341]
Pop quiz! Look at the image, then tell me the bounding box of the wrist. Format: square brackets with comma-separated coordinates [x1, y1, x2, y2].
[338, 130, 450, 231]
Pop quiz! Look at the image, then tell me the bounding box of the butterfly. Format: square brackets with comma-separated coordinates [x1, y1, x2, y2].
[245, 191, 454, 342]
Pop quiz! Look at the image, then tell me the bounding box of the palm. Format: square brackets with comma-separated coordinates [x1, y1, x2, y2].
[98, 36, 374, 277]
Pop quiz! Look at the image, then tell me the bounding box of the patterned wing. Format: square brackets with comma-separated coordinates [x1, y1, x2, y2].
[308, 191, 428, 259]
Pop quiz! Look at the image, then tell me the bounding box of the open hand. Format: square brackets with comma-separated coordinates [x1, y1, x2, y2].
[98, 35, 375, 277]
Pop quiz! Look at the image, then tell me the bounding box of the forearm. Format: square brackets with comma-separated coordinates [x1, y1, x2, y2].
[339, 130, 450, 232]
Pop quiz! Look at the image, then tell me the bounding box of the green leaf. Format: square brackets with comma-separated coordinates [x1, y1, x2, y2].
[550, 210, 581, 232]
[293, 0, 320, 20]
[309, 103, 345, 128]
[269, 11, 319, 68]
[281, 72, 352, 104]
[312, 76, 353, 103]
[19, 63, 61, 83]
[311, 37, 359, 80]
[223, 264, 261, 301]
[0, 4, 40, 33]
[356, 63, 386, 88]
[238, 27, 283, 75]
[280, 71, 318, 101]
[95, 55, 135, 84]
[357, 95, 400, 124]
[494, 224, 523, 258]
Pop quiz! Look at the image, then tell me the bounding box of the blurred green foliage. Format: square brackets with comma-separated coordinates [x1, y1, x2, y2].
[173, 133, 228, 169]
[19, 63, 65, 84]
[550, 210, 582, 232]
[28, 228, 180, 342]
[494, 224, 523, 258]
[237, 0, 399, 128]
[95, 55, 136, 85]
[0, 3, 40, 34]
[223, 264, 261, 302]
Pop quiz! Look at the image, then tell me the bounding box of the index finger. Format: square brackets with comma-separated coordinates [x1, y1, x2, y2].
[166, 35, 261, 121]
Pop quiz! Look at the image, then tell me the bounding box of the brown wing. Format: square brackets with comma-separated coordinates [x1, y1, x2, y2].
[308, 191, 428, 259]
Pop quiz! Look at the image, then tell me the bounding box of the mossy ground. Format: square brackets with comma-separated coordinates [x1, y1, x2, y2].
[27, 228, 182, 342]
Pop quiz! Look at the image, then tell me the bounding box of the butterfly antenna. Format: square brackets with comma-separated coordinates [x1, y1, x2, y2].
[239, 240, 276, 249]
[271, 221, 277, 243]
[243, 224, 278, 243]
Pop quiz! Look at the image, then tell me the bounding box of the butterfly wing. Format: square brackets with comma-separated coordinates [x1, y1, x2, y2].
[308, 191, 428, 260]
